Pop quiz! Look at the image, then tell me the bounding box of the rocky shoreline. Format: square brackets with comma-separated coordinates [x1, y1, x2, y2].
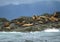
[0, 12, 60, 32]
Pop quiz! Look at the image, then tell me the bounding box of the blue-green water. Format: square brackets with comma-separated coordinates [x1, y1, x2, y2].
[0, 31, 60, 42]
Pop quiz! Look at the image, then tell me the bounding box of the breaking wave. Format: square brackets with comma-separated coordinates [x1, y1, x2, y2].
[44, 28, 60, 32]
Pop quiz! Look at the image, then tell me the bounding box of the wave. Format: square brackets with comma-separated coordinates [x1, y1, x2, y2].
[44, 28, 60, 32]
[0, 28, 60, 33]
[0, 31, 42, 34]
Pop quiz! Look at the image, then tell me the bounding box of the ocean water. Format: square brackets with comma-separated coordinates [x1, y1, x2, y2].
[0, 29, 60, 42]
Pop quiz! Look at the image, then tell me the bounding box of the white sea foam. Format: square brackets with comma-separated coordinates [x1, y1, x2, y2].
[0, 28, 59, 33]
[0, 31, 21, 33]
[44, 28, 59, 32]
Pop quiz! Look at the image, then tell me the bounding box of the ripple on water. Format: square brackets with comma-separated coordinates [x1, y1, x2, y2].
[0, 31, 60, 42]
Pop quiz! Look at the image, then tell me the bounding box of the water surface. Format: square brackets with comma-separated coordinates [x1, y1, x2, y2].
[0, 29, 60, 42]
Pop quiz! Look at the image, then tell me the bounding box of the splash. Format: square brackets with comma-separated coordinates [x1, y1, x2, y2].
[44, 28, 59, 32]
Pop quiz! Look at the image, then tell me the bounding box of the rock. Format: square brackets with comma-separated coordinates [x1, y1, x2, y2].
[9, 23, 16, 29]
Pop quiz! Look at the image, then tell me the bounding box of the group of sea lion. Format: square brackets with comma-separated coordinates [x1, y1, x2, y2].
[32, 12, 60, 23]
[3, 12, 60, 27]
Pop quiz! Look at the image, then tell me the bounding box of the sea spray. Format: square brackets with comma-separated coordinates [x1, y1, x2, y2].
[44, 28, 60, 32]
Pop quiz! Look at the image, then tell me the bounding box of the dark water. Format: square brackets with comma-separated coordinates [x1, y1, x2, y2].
[0, 31, 60, 42]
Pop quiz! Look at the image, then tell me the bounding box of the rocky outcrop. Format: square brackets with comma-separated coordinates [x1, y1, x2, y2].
[0, 12, 60, 31]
